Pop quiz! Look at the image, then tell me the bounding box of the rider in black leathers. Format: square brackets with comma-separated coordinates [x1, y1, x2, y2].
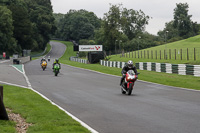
[52, 58, 61, 70]
[120, 60, 138, 86]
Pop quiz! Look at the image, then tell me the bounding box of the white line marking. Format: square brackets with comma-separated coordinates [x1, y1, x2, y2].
[0, 81, 27, 89]
[22, 64, 32, 88]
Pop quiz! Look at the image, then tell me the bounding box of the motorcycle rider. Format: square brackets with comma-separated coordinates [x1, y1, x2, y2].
[52, 58, 61, 70]
[48, 56, 50, 61]
[40, 57, 47, 64]
[120, 60, 138, 86]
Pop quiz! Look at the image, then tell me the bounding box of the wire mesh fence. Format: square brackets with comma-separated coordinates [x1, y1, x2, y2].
[106, 48, 200, 61]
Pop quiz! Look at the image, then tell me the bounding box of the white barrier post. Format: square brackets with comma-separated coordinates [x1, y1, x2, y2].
[166, 63, 172, 74]
[156, 63, 161, 72]
[178, 64, 186, 75]
[147, 62, 151, 71]
[139, 62, 143, 70]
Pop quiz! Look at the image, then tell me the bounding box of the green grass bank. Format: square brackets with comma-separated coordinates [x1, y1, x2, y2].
[0, 85, 90, 133]
[110, 35, 200, 65]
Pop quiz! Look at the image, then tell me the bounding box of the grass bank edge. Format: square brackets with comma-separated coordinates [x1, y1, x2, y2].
[31, 43, 51, 60]
[54, 40, 200, 90]
[0, 84, 91, 133]
[109, 35, 200, 65]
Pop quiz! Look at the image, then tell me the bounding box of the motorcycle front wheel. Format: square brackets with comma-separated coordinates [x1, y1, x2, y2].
[54, 70, 58, 76]
[127, 83, 133, 95]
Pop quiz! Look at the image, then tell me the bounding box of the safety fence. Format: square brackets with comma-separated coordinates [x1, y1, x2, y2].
[69, 56, 88, 64]
[107, 47, 200, 61]
[100, 60, 200, 77]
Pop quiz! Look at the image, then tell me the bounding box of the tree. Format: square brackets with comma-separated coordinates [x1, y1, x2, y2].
[94, 27, 106, 46]
[0, 5, 16, 54]
[157, 2, 200, 43]
[103, 4, 121, 51]
[100, 4, 149, 51]
[121, 8, 150, 40]
[56, 9, 101, 41]
[192, 22, 200, 35]
[70, 14, 94, 40]
[157, 21, 180, 43]
[26, 0, 56, 50]
[173, 3, 193, 38]
[8, 3, 33, 50]
[53, 13, 65, 39]
[0, 0, 56, 54]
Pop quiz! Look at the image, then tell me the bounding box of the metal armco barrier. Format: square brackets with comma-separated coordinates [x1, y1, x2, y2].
[100, 60, 200, 77]
[0, 86, 9, 120]
[69, 57, 88, 64]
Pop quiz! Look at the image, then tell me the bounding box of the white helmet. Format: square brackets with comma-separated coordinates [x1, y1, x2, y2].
[127, 60, 133, 68]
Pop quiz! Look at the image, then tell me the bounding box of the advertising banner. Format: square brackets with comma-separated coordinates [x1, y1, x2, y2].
[79, 45, 103, 52]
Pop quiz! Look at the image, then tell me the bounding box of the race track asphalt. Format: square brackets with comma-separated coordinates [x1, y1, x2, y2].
[24, 41, 200, 133]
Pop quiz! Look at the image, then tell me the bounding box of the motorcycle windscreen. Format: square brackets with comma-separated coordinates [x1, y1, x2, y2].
[54, 64, 60, 69]
[127, 70, 135, 76]
[42, 61, 47, 66]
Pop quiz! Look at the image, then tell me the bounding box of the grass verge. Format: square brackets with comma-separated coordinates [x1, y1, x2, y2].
[55, 40, 200, 90]
[0, 84, 90, 133]
[109, 35, 200, 65]
[108, 54, 200, 65]
[31, 43, 51, 60]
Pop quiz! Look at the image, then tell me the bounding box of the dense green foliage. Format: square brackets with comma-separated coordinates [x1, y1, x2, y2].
[8, 2, 33, 50]
[54, 10, 101, 41]
[0, 5, 17, 55]
[95, 4, 151, 52]
[0, 0, 56, 55]
[158, 3, 200, 42]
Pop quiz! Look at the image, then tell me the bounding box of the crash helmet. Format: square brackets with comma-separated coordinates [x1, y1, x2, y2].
[42, 57, 45, 60]
[55, 58, 59, 63]
[127, 60, 133, 68]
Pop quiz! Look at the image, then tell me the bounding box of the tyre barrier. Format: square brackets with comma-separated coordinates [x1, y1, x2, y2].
[70, 57, 88, 64]
[100, 60, 200, 77]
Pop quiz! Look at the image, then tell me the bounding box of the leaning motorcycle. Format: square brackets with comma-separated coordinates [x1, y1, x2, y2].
[121, 70, 139, 95]
[41, 61, 47, 71]
[53, 64, 60, 76]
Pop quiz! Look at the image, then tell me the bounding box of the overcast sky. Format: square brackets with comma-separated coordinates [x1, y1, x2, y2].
[51, 0, 200, 35]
